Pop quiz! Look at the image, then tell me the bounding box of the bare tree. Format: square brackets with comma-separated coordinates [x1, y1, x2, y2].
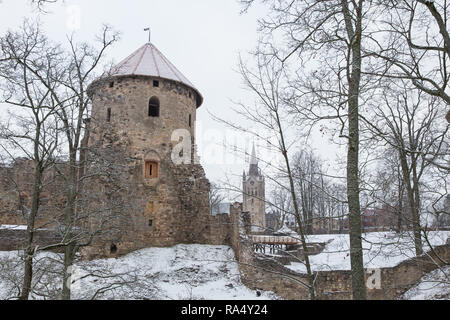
[362, 79, 449, 255]
[240, 0, 372, 299]
[270, 185, 293, 229]
[435, 195, 450, 229]
[213, 51, 317, 299]
[372, 0, 450, 122]
[292, 149, 325, 234]
[209, 182, 226, 215]
[372, 147, 410, 233]
[292, 149, 349, 235]
[30, 0, 59, 12]
[42, 25, 120, 300]
[0, 18, 134, 300]
[0, 21, 63, 299]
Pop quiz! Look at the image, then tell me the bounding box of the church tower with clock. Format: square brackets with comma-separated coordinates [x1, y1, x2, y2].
[242, 144, 266, 232]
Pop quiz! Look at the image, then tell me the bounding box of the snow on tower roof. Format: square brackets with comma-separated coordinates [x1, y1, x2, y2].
[91, 42, 203, 107]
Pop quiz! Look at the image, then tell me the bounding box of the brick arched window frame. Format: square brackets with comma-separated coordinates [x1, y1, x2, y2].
[148, 96, 160, 117]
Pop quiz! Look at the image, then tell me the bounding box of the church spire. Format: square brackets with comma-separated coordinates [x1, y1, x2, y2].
[248, 143, 259, 176]
[250, 143, 257, 165]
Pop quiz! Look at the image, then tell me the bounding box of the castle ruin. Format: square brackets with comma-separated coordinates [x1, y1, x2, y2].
[0, 42, 230, 257]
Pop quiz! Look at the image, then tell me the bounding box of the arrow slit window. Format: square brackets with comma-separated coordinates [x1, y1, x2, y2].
[145, 161, 159, 179]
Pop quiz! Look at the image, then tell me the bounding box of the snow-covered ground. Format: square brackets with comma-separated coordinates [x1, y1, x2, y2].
[0, 244, 280, 300]
[401, 266, 450, 300]
[285, 231, 450, 273]
[1, 232, 448, 300]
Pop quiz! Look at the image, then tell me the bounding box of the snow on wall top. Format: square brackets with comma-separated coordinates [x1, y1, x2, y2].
[0, 225, 27, 230]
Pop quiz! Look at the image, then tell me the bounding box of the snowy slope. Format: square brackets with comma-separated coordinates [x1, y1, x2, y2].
[0, 244, 280, 300]
[400, 266, 450, 300]
[287, 231, 450, 273]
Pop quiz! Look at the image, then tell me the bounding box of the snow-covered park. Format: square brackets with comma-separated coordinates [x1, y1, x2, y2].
[0, 231, 448, 300]
[0, 244, 279, 300]
[285, 231, 450, 273]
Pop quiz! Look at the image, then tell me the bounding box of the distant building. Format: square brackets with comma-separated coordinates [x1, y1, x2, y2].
[361, 204, 412, 232]
[242, 144, 265, 233]
[312, 217, 348, 234]
[436, 194, 450, 229]
[265, 210, 281, 233]
[211, 202, 231, 216]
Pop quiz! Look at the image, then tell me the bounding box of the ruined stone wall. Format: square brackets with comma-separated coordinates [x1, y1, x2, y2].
[0, 146, 215, 259]
[209, 213, 232, 246]
[78, 145, 221, 259]
[0, 229, 64, 252]
[0, 154, 229, 258]
[311, 244, 450, 300]
[229, 203, 311, 299]
[0, 74, 229, 258]
[0, 159, 68, 229]
[230, 202, 450, 300]
[0, 160, 31, 226]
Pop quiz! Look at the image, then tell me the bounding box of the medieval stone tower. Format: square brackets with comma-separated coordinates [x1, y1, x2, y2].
[85, 42, 215, 256]
[242, 145, 266, 233]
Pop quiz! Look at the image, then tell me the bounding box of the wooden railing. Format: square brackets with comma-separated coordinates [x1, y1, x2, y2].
[251, 235, 299, 245]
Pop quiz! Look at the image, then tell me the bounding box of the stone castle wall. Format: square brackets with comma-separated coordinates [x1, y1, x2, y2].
[0, 228, 64, 252]
[0, 159, 68, 229]
[0, 75, 228, 258]
[0, 158, 231, 258]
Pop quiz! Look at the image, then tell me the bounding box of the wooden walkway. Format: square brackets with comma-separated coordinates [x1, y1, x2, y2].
[251, 235, 299, 254]
[251, 235, 299, 244]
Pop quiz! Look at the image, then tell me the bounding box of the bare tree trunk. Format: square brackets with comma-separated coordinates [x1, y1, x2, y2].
[342, 0, 367, 300]
[398, 151, 423, 255]
[411, 159, 424, 255]
[276, 118, 316, 299]
[61, 242, 76, 300]
[60, 154, 79, 300]
[20, 140, 43, 300]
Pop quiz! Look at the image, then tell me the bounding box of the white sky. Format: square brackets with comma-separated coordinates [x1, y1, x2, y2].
[0, 0, 342, 200]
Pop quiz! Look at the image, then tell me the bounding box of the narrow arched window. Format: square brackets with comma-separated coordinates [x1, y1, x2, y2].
[148, 97, 160, 117]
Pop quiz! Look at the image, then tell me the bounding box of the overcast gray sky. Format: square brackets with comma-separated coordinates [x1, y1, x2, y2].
[0, 0, 341, 199]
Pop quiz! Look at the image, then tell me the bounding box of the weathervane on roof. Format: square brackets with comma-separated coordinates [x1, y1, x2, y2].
[144, 27, 151, 43]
